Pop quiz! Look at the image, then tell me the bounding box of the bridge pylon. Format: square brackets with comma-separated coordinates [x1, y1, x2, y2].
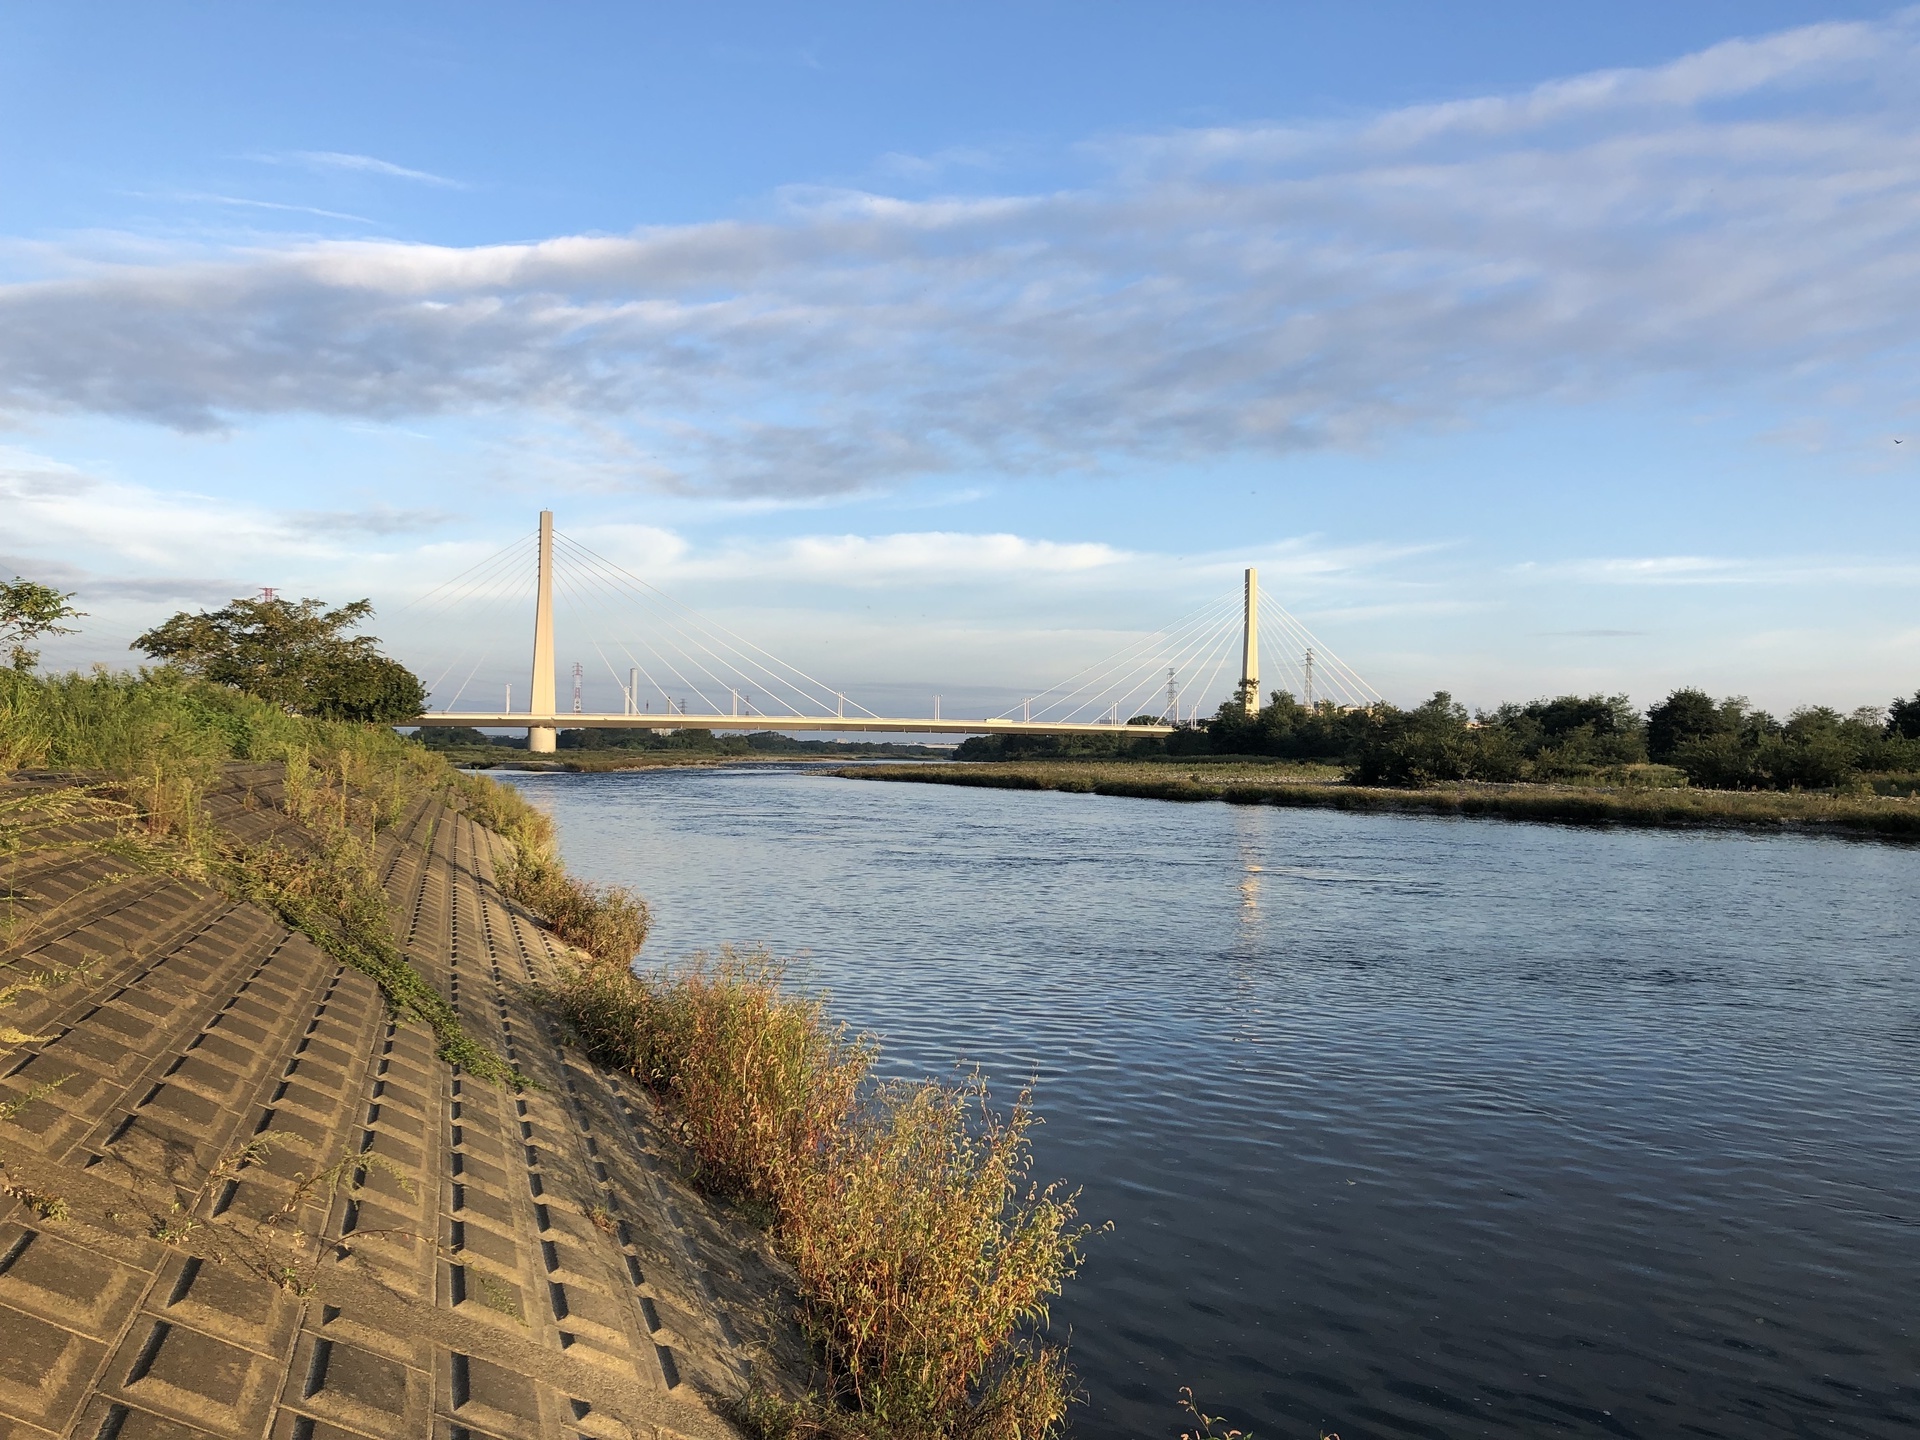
[1239, 566, 1260, 716]
[528, 509, 558, 753]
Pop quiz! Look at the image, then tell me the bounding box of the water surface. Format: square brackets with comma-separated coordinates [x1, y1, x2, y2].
[505, 766, 1920, 1439]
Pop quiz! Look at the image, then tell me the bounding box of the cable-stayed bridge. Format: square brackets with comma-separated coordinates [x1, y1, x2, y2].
[405, 512, 1379, 753]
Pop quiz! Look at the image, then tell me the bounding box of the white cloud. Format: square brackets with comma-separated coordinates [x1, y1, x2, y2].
[0, 447, 466, 585]
[5, 14, 1920, 493]
[696, 530, 1126, 584]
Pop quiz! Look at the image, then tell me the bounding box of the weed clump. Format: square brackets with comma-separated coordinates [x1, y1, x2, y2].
[548, 947, 1086, 1439]
[500, 846, 651, 970]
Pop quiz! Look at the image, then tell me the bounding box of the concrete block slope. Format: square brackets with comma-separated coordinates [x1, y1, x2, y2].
[0, 764, 806, 1440]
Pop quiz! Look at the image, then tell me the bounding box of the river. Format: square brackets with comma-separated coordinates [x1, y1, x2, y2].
[501, 764, 1920, 1440]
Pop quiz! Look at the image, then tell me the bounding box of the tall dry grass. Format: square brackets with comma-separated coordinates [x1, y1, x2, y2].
[782, 1071, 1083, 1436]
[546, 946, 1087, 1439]
[459, 770, 656, 971]
[499, 845, 653, 973]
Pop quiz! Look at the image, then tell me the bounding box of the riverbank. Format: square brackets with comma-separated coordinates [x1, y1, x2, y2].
[0, 763, 800, 1438]
[836, 760, 1920, 839]
[2, 670, 1088, 1438]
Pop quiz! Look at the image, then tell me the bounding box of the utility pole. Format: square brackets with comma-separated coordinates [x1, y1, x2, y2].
[1239, 567, 1260, 716]
[528, 510, 557, 753]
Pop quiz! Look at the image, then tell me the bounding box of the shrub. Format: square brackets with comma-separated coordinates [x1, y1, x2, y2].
[782, 1072, 1081, 1437]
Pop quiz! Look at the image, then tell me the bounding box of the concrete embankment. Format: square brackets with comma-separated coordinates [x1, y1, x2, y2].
[0, 762, 804, 1439]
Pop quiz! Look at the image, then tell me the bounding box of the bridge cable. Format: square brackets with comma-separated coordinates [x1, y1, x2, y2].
[989, 591, 1232, 721]
[553, 534, 878, 719]
[556, 537, 858, 719]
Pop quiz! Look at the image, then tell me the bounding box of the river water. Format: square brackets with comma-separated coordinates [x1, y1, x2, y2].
[502, 765, 1920, 1440]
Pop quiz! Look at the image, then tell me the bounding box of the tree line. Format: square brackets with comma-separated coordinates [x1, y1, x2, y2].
[2, 582, 428, 722]
[958, 685, 1920, 791]
[11, 578, 1919, 792]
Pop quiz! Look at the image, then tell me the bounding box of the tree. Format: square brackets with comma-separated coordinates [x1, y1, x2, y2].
[1645, 688, 1727, 761]
[133, 595, 427, 723]
[1348, 691, 1526, 785]
[0, 577, 84, 670]
[1890, 690, 1920, 740]
[414, 726, 489, 749]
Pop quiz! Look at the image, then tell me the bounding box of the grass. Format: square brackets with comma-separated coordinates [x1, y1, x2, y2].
[540, 943, 1087, 1439]
[0, 666, 525, 1081]
[835, 761, 1920, 840]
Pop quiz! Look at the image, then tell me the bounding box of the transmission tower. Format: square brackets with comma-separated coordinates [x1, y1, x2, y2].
[1303, 648, 1315, 708]
[1165, 667, 1180, 723]
[571, 661, 583, 714]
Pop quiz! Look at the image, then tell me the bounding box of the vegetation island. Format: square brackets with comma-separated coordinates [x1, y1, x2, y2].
[847, 684, 1920, 840]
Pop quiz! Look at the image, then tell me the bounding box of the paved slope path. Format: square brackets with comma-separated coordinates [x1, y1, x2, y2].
[0, 763, 802, 1440]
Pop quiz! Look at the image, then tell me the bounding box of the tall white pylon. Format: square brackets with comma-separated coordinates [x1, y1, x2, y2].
[1239, 566, 1260, 716]
[528, 510, 557, 753]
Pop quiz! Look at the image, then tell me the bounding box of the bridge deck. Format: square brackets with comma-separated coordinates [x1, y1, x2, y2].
[414, 712, 1176, 736]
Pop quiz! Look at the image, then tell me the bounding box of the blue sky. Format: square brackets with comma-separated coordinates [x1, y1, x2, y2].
[3, 2, 1917, 718]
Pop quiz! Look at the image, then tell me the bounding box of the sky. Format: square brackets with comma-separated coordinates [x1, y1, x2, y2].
[3, 1, 1918, 720]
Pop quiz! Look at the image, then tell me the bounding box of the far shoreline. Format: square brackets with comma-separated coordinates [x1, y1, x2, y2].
[832, 760, 1920, 842]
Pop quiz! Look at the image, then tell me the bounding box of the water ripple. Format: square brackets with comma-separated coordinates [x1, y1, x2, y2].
[510, 767, 1920, 1440]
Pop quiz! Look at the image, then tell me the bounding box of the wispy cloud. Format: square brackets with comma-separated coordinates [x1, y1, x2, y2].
[258, 150, 464, 188]
[0, 446, 441, 577]
[6, 14, 1920, 494]
[1538, 628, 1652, 638]
[138, 191, 376, 224]
[1514, 555, 1920, 586]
